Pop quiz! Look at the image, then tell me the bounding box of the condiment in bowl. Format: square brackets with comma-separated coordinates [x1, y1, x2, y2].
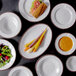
[66, 56, 76, 72]
[55, 33, 76, 55]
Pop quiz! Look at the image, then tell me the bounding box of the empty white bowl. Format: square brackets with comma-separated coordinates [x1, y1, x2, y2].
[36, 55, 63, 76]
[0, 12, 21, 38]
[19, 0, 50, 22]
[55, 33, 76, 55]
[66, 56, 76, 72]
[19, 23, 52, 59]
[0, 39, 16, 70]
[51, 3, 76, 29]
[8, 66, 33, 76]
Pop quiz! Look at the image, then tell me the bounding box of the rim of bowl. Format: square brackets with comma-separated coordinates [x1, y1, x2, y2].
[18, 0, 51, 22]
[0, 12, 22, 39]
[18, 23, 52, 60]
[55, 32, 76, 56]
[8, 66, 33, 76]
[35, 54, 63, 76]
[50, 3, 76, 30]
[0, 39, 16, 71]
[66, 55, 76, 72]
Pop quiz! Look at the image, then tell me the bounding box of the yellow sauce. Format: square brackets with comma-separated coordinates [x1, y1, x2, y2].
[59, 37, 73, 52]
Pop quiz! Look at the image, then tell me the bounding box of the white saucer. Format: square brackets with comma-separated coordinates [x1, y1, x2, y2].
[36, 55, 63, 76]
[8, 66, 33, 76]
[51, 3, 76, 29]
[19, 0, 50, 22]
[66, 56, 76, 72]
[0, 39, 16, 70]
[19, 23, 52, 59]
[0, 12, 21, 38]
[55, 33, 76, 55]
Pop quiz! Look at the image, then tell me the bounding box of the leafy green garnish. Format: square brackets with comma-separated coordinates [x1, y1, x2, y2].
[0, 63, 3, 68]
[31, 0, 42, 9]
[31, 1, 35, 9]
[0, 47, 1, 50]
[5, 59, 10, 63]
[0, 56, 2, 59]
[39, 0, 42, 3]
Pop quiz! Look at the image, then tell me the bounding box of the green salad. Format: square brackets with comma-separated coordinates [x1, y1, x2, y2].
[0, 44, 12, 68]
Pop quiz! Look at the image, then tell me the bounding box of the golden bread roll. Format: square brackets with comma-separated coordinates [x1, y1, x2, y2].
[31, 2, 47, 18]
[39, 2, 47, 16]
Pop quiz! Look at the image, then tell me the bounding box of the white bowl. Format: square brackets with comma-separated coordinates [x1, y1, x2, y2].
[36, 55, 63, 76]
[0, 12, 21, 38]
[51, 3, 76, 29]
[19, 0, 50, 22]
[19, 23, 52, 59]
[66, 56, 76, 72]
[55, 33, 76, 55]
[0, 39, 16, 70]
[8, 66, 33, 76]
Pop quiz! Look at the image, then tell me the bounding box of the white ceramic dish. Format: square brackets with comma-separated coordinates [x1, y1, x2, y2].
[36, 55, 63, 76]
[0, 39, 16, 70]
[8, 66, 33, 76]
[66, 56, 76, 72]
[19, 0, 50, 22]
[51, 3, 76, 29]
[19, 23, 52, 59]
[55, 33, 76, 55]
[0, 12, 21, 38]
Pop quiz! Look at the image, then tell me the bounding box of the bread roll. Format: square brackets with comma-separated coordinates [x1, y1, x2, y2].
[31, 2, 47, 18]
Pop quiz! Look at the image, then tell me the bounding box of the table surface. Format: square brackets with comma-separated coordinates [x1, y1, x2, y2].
[0, 0, 76, 76]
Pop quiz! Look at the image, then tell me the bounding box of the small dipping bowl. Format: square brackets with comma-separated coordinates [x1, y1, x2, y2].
[8, 66, 33, 76]
[0, 12, 21, 38]
[66, 56, 76, 72]
[55, 33, 76, 55]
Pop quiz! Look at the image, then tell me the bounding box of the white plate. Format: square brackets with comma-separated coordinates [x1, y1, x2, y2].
[19, 23, 52, 59]
[0, 12, 21, 38]
[55, 33, 76, 55]
[0, 39, 16, 70]
[8, 66, 33, 76]
[19, 0, 50, 22]
[36, 55, 63, 76]
[66, 56, 76, 72]
[51, 3, 76, 29]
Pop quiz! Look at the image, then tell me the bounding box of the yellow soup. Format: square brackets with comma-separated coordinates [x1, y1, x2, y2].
[59, 37, 73, 52]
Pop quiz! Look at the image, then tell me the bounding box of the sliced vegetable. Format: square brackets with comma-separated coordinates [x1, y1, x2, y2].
[29, 31, 44, 48]
[33, 28, 47, 52]
[26, 46, 35, 53]
[5, 56, 9, 60]
[24, 28, 47, 53]
[24, 39, 35, 48]
[34, 0, 40, 8]
[39, 36, 44, 46]
[24, 47, 30, 51]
